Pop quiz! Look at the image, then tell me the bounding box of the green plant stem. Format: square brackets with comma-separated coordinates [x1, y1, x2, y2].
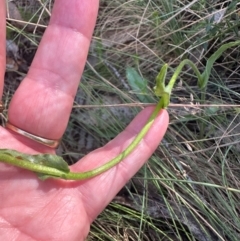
[1, 40, 240, 181]
[199, 88, 207, 138]
[166, 59, 202, 93]
[0, 98, 165, 180]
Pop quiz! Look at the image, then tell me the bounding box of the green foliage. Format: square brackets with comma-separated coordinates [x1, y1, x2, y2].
[0, 149, 69, 172]
[126, 67, 153, 103]
[1, 41, 240, 181]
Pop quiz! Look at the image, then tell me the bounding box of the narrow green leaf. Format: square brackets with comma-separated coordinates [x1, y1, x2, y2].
[201, 41, 240, 88]
[154, 63, 168, 96]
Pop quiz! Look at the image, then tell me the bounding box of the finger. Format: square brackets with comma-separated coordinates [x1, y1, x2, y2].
[8, 0, 99, 139]
[0, 0, 6, 98]
[71, 107, 169, 221]
[0, 126, 55, 154]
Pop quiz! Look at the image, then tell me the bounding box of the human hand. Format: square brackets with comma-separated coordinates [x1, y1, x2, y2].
[0, 1, 169, 240]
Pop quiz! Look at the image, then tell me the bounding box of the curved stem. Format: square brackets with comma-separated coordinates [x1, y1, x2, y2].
[1, 41, 240, 181]
[66, 98, 164, 180]
[0, 153, 67, 178]
[166, 59, 202, 93]
[0, 98, 165, 180]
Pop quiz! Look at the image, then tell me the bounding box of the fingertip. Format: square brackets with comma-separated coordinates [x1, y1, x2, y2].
[159, 109, 170, 137]
[125, 106, 169, 135]
[74, 106, 169, 220]
[160, 108, 169, 123]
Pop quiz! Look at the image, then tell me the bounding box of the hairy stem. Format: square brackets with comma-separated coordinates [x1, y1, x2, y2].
[0, 98, 165, 180]
[1, 41, 240, 181]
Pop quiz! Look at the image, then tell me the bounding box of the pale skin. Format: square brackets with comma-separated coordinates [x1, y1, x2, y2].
[0, 0, 169, 240]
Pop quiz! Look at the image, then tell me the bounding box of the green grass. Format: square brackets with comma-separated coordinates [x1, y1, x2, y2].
[5, 0, 240, 240]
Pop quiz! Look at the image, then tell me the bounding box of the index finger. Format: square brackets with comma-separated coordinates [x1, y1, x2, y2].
[8, 0, 99, 140]
[73, 108, 169, 221]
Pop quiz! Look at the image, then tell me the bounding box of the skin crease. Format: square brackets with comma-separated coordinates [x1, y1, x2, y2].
[0, 1, 169, 240]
